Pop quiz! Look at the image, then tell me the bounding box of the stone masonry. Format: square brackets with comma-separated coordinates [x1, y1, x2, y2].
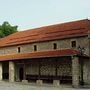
[9, 61, 15, 82]
[72, 56, 80, 87]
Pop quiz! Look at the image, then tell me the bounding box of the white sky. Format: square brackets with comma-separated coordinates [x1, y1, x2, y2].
[0, 0, 89, 31]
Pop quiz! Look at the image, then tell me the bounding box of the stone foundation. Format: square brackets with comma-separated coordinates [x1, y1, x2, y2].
[22, 80, 28, 83]
[36, 80, 43, 85]
[53, 80, 60, 86]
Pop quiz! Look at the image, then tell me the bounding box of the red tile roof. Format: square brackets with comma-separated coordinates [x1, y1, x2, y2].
[0, 49, 83, 61]
[0, 19, 90, 47]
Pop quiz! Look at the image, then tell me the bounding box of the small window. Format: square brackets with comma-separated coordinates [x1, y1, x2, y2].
[71, 41, 76, 48]
[34, 45, 37, 51]
[18, 47, 21, 53]
[53, 43, 57, 49]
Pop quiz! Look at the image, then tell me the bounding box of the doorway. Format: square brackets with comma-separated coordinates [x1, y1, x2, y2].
[2, 62, 9, 80]
[19, 68, 24, 81]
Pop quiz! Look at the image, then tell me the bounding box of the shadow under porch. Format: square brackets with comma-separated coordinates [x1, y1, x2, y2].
[2, 61, 9, 81]
[0, 55, 89, 88]
[15, 57, 72, 84]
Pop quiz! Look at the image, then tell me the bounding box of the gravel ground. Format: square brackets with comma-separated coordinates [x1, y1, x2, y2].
[0, 81, 90, 90]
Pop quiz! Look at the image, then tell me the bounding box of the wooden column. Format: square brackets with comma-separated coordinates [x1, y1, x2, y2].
[38, 61, 41, 80]
[23, 63, 26, 80]
[53, 59, 60, 86]
[22, 63, 28, 83]
[55, 59, 58, 78]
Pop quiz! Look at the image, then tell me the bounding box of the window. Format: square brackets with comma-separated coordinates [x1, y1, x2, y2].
[18, 47, 21, 53]
[34, 45, 37, 51]
[53, 43, 57, 49]
[71, 41, 76, 48]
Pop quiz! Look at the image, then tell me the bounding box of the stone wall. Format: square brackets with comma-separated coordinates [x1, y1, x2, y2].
[83, 59, 90, 84]
[0, 46, 18, 55]
[0, 36, 89, 55]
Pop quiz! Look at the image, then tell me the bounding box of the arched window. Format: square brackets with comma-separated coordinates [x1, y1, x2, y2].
[71, 41, 76, 48]
[18, 47, 21, 53]
[34, 45, 37, 51]
[53, 43, 57, 50]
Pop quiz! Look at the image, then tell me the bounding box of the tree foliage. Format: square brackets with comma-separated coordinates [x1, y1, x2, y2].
[0, 21, 18, 38]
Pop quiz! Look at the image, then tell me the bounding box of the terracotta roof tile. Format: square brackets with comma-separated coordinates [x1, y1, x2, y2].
[0, 19, 89, 47]
[0, 49, 83, 61]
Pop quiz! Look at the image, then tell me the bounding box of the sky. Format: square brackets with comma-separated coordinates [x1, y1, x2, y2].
[0, 0, 89, 31]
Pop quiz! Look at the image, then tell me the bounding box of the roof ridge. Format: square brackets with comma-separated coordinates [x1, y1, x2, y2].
[19, 19, 89, 32]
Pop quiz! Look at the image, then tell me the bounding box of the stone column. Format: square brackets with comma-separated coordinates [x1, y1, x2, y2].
[9, 61, 15, 82]
[0, 63, 2, 81]
[72, 56, 80, 87]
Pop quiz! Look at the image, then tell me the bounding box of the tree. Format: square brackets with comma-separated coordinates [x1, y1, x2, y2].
[0, 21, 18, 38]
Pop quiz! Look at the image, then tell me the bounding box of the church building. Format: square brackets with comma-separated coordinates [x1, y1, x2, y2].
[0, 19, 89, 87]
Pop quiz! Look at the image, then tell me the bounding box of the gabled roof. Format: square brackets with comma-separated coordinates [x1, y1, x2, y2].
[0, 49, 85, 61]
[0, 19, 90, 47]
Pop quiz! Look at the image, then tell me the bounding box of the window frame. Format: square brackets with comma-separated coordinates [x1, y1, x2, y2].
[18, 47, 21, 53]
[34, 45, 37, 51]
[53, 43, 57, 50]
[71, 40, 76, 48]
